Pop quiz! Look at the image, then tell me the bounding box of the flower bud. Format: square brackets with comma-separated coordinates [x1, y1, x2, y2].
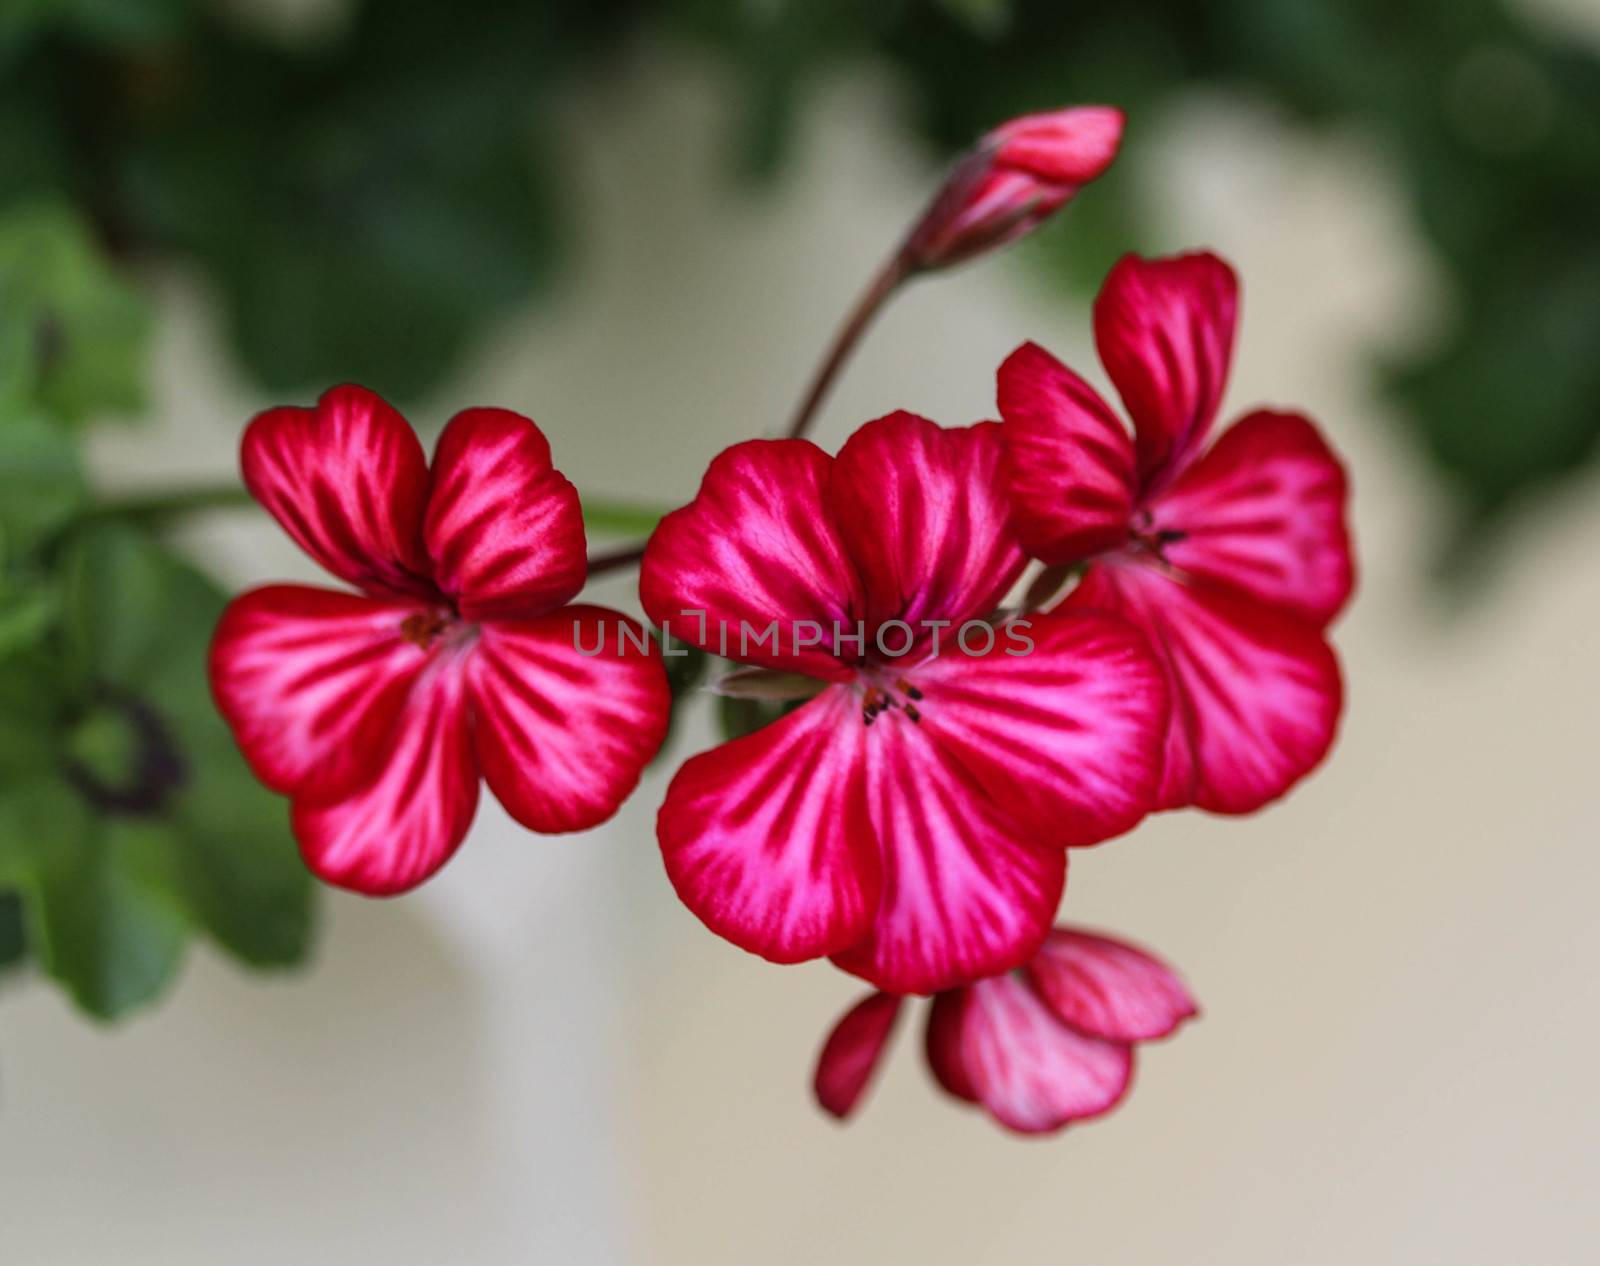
[903, 105, 1125, 271]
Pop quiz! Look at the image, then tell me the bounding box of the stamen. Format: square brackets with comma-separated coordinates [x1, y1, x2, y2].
[400, 611, 450, 648]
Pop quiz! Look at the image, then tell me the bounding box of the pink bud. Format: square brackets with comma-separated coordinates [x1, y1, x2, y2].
[904, 105, 1126, 271]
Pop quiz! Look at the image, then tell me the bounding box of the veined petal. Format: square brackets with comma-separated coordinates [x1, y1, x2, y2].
[831, 719, 1065, 995]
[1152, 410, 1354, 627]
[991, 105, 1125, 186]
[424, 407, 586, 622]
[911, 610, 1168, 847]
[997, 342, 1137, 563]
[957, 974, 1133, 1134]
[641, 440, 863, 681]
[467, 606, 669, 834]
[1066, 562, 1343, 814]
[241, 384, 437, 600]
[813, 991, 903, 1120]
[209, 585, 432, 801]
[292, 656, 479, 896]
[1095, 253, 1238, 491]
[1026, 927, 1198, 1042]
[829, 413, 1026, 646]
[656, 687, 880, 964]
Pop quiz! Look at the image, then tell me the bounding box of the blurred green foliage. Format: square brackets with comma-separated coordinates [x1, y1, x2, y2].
[1, 0, 1597, 1019]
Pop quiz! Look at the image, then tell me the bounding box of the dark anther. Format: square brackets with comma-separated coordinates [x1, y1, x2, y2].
[905, 704, 922, 723]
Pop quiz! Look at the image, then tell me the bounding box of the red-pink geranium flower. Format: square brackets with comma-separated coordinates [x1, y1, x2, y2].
[997, 251, 1355, 814]
[640, 411, 1169, 995]
[906, 105, 1125, 271]
[814, 925, 1197, 1134]
[210, 385, 670, 895]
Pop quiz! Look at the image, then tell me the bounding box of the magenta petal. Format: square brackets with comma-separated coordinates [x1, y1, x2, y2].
[1152, 410, 1355, 627]
[209, 585, 432, 801]
[292, 658, 480, 896]
[829, 414, 1027, 645]
[467, 606, 669, 834]
[957, 974, 1133, 1134]
[813, 991, 903, 1120]
[641, 440, 863, 681]
[1094, 253, 1238, 491]
[1067, 563, 1343, 814]
[656, 687, 880, 964]
[925, 990, 980, 1104]
[997, 342, 1137, 564]
[1026, 927, 1198, 1042]
[423, 407, 587, 623]
[241, 385, 437, 600]
[911, 609, 1168, 847]
[831, 720, 1065, 996]
[991, 105, 1126, 186]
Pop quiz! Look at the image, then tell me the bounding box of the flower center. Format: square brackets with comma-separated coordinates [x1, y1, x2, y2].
[1129, 508, 1186, 561]
[399, 609, 453, 649]
[860, 676, 923, 727]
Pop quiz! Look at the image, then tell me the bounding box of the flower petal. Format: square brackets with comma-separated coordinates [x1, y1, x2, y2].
[1066, 563, 1343, 814]
[423, 407, 587, 622]
[813, 991, 903, 1120]
[241, 384, 437, 600]
[910, 610, 1168, 847]
[831, 720, 1065, 995]
[957, 974, 1133, 1134]
[656, 687, 880, 964]
[1152, 410, 1354, 627]
[1026, 927, 1198, 1042]
[641, 440, 863, 681]
[466, 606, 669, 834]
[997, 342, 1136, 563]
[292, 657, 480, 895]
[829, 413, 1026, 647]
[1094, 253, 1238, 490]
[925, 990, 980, 1103]
[209, 585, 432, 801]
[991, 105, 1126, 186]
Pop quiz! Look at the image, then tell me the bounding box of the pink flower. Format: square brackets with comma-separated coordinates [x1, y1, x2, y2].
[905, 106, 1125, 271]
[997, 252, 1355, 814]
[210, 385, 670, 895]
[814, 925, 1197, 1134]
[640, 411, 1169, 995]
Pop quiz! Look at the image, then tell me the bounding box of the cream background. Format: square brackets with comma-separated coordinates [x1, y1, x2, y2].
[4, 21, 1599, 1264]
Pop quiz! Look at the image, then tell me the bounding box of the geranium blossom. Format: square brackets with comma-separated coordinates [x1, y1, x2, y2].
[906, 106, 1126, 270]
[998, 251, 1354, 813]
[814, 925, 1197, 1134]
[640, 411, 1169, 995]
[210, 385, 670, 895]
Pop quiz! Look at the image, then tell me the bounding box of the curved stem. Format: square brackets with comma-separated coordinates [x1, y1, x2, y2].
[586, 541, 648, 577]
[782, 252, 910, 441]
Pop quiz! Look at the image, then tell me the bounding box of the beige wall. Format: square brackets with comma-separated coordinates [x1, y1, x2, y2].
[3, 41, 1599, 1266]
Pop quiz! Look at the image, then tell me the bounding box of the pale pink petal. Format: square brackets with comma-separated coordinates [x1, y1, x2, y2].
[829, 413, 1026, 649]
[831, 719, 1065, 995]
[1095, 253, 1238, 491]
[957, 974, 1133, 1134]
[292, 657, 480, 896]
[209, 585, 434, 801]
[423, 407, 587, 622]
[467, 606, 670, 834]
[241, 384, 437, 600]
[656, 687, 880, 964]
[1151, 410, 1354, 627]
[909, 610, 1168, 847]
[1027, 927, 1198, 1042]
[813, 991, 903, 1120]
[1066, 562, 1343, 814]
[640, 440, 863, 682]
[997, 341, 1137, 563]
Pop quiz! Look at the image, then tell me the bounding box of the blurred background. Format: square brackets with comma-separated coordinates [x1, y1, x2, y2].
[2, 1, 1599, 1262]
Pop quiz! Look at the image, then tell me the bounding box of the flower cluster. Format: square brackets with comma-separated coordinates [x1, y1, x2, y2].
[210, 104, 1352, 1136]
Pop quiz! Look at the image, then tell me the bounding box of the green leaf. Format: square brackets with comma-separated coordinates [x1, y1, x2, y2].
[0, 201, 151, 425]
[934, 0, 1013, 37]
[0, 889, 24, 972]
[0, 409, 86, 558]
[0, 648, 66, 780]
